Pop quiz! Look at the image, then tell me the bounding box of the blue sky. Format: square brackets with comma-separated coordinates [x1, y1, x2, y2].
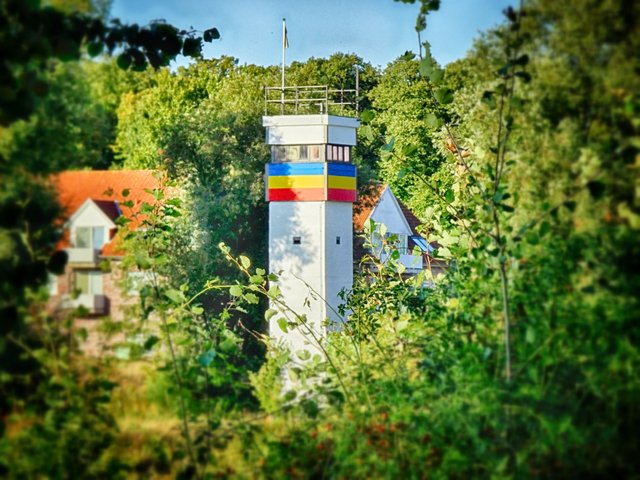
[110, 0, 513, 69]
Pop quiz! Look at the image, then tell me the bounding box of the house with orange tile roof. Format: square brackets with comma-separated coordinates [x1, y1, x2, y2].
[48, 170, 169, 322]
[353, 184, 446, 279]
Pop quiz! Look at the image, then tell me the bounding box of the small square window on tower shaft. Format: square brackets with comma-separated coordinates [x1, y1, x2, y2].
[336, 236, 341, 245]
[293, 236, 301, 245]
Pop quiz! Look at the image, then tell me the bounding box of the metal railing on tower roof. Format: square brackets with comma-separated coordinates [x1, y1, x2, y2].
[264, 84, 360, 117]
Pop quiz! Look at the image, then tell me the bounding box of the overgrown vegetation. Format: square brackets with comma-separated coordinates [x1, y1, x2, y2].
[1, 0, 638, 477]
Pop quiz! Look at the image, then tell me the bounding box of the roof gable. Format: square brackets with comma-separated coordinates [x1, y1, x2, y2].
[369, 187, 414, 235]
[68, 198, 117, 229]
[353, 184, 419, 236]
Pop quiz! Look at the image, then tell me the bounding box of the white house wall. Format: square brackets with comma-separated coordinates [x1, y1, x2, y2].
[69, 200, 115, 246]
[370, 188, 413, 235]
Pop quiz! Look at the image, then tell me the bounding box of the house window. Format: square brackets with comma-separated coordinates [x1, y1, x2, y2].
[75, 270, 103, 295]
[47, 274, 59, 296]
[74, 226, 105, 249]
[411, 236, 429, 252]
[336, 236, 341, 245]
[293, 236, 301, 245]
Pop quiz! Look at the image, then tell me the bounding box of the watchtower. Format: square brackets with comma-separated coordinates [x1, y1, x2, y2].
[263, 86, 359, 354]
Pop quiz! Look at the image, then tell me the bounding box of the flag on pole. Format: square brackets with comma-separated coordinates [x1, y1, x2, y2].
[284, 24, 289, 48]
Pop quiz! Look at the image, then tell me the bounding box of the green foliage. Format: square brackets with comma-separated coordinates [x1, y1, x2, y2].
[1, 0, 639, 476]
[0, 0, 219, 126]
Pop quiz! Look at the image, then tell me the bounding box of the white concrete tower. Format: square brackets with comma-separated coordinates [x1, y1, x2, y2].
[263, 114, 359, 354]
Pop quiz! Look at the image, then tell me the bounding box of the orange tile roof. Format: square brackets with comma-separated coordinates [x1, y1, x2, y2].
[353, 184, 386, 231]
[50, 170, 171, 256]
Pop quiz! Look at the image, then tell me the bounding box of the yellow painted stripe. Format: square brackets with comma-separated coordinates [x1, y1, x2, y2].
[327, 175, 356, 190]
[268, 175, 325, 189]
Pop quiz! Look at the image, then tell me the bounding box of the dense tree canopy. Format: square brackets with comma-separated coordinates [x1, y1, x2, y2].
[0, 0, 639, 477]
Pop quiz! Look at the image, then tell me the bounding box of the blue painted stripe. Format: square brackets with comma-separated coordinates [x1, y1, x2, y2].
[327, 163, 356, 177]
[267, 163, 324, 176]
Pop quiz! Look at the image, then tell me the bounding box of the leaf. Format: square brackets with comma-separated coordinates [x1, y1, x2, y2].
[229, 285, 243, 297]
[182, 37, 202, 57]
[219, 338, 236, 353]
[296, 349, 311, 361]
[239, 255, 251, 269]
[402, 144, 418, 157]
[249, 274, 263, 285]
[525, 327, 536, 344]
[116, 52, 132, 70]
[301, 399, 319, 418]
[430, 68, 444, 84]
[525, 231, 539, 245]
[425, 113, 443, 129]
[244, 293, 259, 304]
[419, 57, 434, 78]
[144, 335, 160, 350]
[434, 88, 453, 105]
[203, 27, 220, 42]
[267, 285, 281, 299]
[381, 137, 395, 152]
[396, 320, 409, 331]
[165, 288, 185, 304]
[198, 350, 216, 367]
[360, 124, 375, 142]
[444, 189, 455, 203]
[513, 54, 529, 66]
[191, 305, 204, 315]
[277, 317, 288, 333]
[256, 268, 266, 276]
[87, 42, 103, 57]
[140, 202, 154, 214]
[500, 203, 515, 213]
[481, 91, 496, 108]
[539, 221, 550, 237]
[360, 109, 375, 123]
[264, 308, 277, 321]
[587, 180, 605, 199]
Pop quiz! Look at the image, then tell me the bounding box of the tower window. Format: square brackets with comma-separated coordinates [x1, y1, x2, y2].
[336, 236, 341, 245]
[292, 236, 301, 245]
[326, 145, 351, 163]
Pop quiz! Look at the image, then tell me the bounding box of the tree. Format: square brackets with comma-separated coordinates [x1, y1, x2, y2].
[0, 1, 221, 473]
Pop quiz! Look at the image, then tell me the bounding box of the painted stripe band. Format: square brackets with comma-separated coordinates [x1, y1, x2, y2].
[268, 175, 325, 189]
[327, 175, 356, 190]
[268, 188, 325, 201]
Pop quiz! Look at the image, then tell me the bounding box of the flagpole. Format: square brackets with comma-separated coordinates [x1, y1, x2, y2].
[281, 18, 286, 114]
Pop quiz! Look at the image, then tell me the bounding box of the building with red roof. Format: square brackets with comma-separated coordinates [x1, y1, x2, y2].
[353, 184, 446, 279]
[47, 170, 168, 321]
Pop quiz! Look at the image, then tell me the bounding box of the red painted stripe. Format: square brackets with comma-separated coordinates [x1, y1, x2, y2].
[269, 188, 325, 201]
[327, 188, 356, 202]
